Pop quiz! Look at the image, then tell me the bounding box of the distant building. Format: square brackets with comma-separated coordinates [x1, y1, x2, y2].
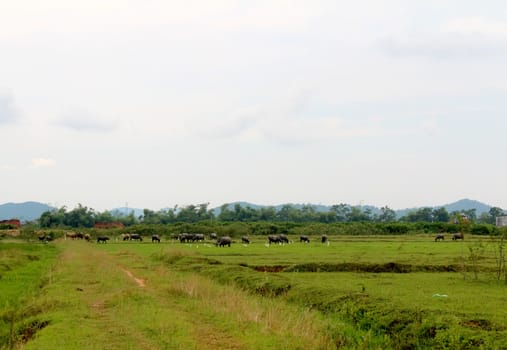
[496, 216, 507, 227]
[0, 219, 21, 228]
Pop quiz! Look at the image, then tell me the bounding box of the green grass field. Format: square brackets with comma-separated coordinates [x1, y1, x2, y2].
[1, 234, 506, 349]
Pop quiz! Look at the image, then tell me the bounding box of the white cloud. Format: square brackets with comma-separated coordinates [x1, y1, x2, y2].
[442, 17, 507, 37]
[381, 17, 507, 59]
[420, 120, 441, 136]
[54, 110, 119, 132]
[31, 158, 56, 168]
[0, 93, 18, 124]
[190, 97, 386, 145]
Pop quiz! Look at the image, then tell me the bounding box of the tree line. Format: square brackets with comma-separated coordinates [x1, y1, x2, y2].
[35, 203, 505, 228]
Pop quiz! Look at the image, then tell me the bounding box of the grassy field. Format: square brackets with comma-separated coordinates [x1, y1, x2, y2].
[1, 234, 506, 349]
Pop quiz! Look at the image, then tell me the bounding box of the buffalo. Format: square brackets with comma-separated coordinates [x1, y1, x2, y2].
[65, 232, 77, 240]
[97, 236, 110, 243]
[193, 233, 205, 242]
[216, 236, 232, 247]
[452, 232, 464, 241]
[300, 235, 310, 243]
[210, 232, 218, 240]
[435, 234, 445, 241]
[130, 233, 143, 242]
[152, 235, 161, 243]
[122, 233, 131, 241]
[178, 233, 205, 243]
[268, 235, 281, 244]
[178, 233, 194, 243]
[38, 235, 53, 243]
[84, 233, 91, 242]
[241, 236, 250, 244]
[268, 234, 288, 245]
[321, 234, 328, 243]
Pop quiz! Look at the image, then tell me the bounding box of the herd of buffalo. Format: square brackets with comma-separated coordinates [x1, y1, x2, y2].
[38, 231, 465, 245]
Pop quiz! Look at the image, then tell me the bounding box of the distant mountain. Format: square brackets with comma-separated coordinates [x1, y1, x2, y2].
[0, 201, 55, 222]
[0, 198, 497, 223]
[395, 198, 492, 218]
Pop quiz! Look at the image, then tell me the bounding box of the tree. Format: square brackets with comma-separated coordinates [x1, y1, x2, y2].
[64, 204, 95, 227]
[400, 207, 433, 222]
[347, 206, 372, 222]
[330, 203, 350, 222]
[432, 207, 449, 222]
[378, 206, 396, 222]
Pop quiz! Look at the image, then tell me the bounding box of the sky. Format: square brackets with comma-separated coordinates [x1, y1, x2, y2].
[1, 1, 507, 212]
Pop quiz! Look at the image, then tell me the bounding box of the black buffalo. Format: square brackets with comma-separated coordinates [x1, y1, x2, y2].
[241, 236, 250, 244]
[216, 236, 232, 247]
[38, 235, 53, 243]
[178, 233, 193, 243]
[130, 233, 143, 242]
[321, 234, 328, 243]
[279, 234, 289, 244]
[152, 235, 161, 243]
[97, 236, 110, 243]
[268, 234, 288, 245]
[268, 235, 281, 244]
[435, 234, 445, 241]
[179, 233, 204, 243]
[452, 232, 464, 241]
[193, 233, 205, 242]
[122, 233, 130, 241]
[210, 232, 218, 240]
[300, 235, 310, 243]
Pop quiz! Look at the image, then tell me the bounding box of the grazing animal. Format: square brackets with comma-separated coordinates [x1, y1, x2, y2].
[152, 235, 161, 243]
[241, 236, 250, 244]
[122, 233, 130, 241]
[65, 232, 77, 240]
[210, 232, 217, 240]
[216, 236, 232, 247]
[268, 235, 281, 244]
[129, 233, 143, 242]
[75, 232, 84, 239]
[84, 233, 91, 242]
[279, 234, 289, 244]
[435, 234, 445, 241]
[97, 236, 110, 243]
[38, 235, 52, 243]
[179, 233, 194, 243]
[193, 233, 205, 242]
[300, 235, 310, 243]
[321, 234, 328, 243]
[452, 232, 464, 241]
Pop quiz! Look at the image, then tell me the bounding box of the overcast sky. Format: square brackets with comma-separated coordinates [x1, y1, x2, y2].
[1, 1, 506, 212]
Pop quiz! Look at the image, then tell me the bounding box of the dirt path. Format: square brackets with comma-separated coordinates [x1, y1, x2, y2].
[120, 267, 146, 287]
[24, 242, 283, 349]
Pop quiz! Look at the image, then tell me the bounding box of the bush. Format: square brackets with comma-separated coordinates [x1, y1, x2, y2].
[470, 225, 493, 236]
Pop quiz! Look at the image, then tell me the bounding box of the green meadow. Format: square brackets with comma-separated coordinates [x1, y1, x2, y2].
[1, 234, 506, 349]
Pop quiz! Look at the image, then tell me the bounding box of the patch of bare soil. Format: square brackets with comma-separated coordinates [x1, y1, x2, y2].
[121, 267, 146, 287]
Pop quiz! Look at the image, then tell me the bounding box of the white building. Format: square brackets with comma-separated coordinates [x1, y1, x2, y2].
[496, 216, 507, 227]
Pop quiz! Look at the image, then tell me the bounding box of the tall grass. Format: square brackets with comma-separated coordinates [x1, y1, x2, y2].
[19, 241, 335, 349]
[0, 243, 59, 349]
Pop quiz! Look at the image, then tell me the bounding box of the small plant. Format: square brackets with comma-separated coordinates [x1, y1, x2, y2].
[467, 240, 486, 280]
